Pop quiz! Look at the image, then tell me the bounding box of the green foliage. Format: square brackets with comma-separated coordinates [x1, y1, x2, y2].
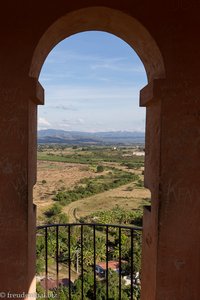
[71, 269, 130, 300]
[44, 202, 69, 224]
[82, 206, 143, 227]
[135, 179, 144, 188]
[36, 283, 57, 300]
[53, 169, 139, 206]
[123, 163, 138, 169]
[36, 221, 142, 299]
[47, 212, 69, 224]
[36, 257, 44, 274]
[44, 203, 62, 218]
[36, 283, 45, 299]
[96, 165, 104, 172]
[37, 145, 144, 167]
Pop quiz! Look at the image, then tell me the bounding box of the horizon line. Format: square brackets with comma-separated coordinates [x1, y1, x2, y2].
[38, 128, 145, 133]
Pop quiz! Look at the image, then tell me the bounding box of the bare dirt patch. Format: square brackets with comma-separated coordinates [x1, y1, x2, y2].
[34, 161, 98, 217]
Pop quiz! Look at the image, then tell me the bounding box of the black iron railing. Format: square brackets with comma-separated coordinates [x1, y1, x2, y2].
[36, 223, 142, 300]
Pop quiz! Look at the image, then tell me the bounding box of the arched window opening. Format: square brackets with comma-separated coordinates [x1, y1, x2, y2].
[34, 31, 151, 299]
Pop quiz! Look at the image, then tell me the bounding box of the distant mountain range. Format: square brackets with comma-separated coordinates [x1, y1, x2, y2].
[38, 129, 145, 145]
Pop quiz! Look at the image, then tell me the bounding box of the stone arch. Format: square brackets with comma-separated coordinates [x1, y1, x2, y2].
[28, 10, 166, 298]
[29, 6, 165, 82]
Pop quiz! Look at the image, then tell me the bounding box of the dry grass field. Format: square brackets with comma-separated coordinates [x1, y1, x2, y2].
[34, 156, 150, 223]
[34, 147, 150, 222]
[63, 182, 150, 222]
[34, 161, 103, 218]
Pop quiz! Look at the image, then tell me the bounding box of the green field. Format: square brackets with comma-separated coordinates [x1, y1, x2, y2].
[37, 144, 144, 167]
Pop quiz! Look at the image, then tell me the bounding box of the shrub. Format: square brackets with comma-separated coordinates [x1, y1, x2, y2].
[96, 165, 104, 173]
[45, 203, 62, 218]
[54, 169, 138, 207]
[47, 213, 69, 224]
[136, 179, 143, 187]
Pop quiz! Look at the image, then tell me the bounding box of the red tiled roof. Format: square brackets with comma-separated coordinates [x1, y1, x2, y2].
[97, 261, 127, 271]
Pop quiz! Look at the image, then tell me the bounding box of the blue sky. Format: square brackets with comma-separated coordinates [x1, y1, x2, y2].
[39, 31, 147, 132]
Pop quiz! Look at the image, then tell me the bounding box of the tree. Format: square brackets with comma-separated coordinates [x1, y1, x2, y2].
[47, 212, 69, 225]
[45, 203, 62, 217]
[96, 165, 104, 173]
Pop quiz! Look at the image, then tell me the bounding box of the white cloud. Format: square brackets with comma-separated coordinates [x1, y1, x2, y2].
[38, 117, 51, 130]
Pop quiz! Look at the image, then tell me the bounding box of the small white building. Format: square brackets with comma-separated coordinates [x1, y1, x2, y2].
[132, 151, 145, 156]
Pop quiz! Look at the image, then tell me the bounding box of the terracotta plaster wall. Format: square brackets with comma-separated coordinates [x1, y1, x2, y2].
[156, 77, 200, 300]
[140, 80, 162, 300]
[0, 1, 200, 299]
